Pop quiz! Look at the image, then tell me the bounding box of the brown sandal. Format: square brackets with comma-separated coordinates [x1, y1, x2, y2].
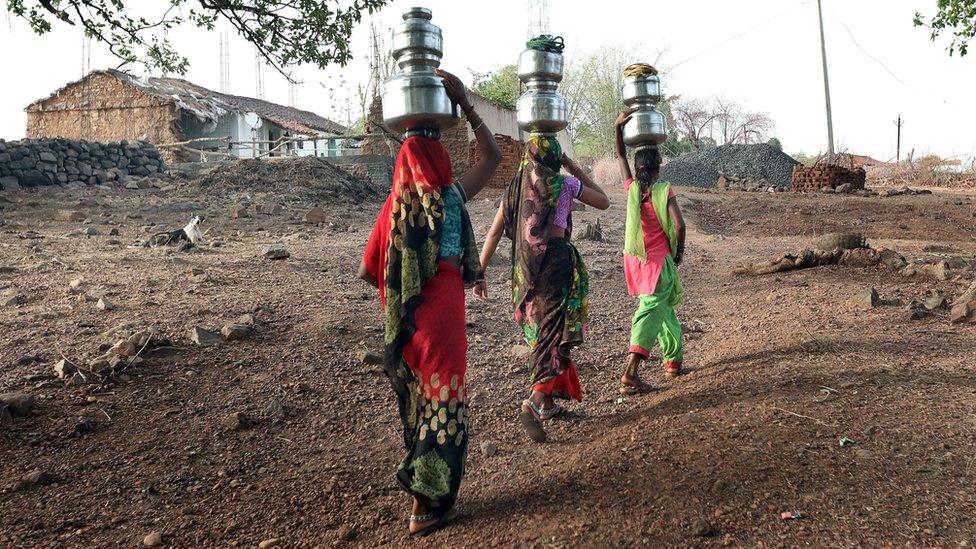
[519, 400, 547, 443]
[619, 378, 656, 395]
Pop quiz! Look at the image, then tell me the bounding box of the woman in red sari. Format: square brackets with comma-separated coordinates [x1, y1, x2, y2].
[358, 70, 500, 536]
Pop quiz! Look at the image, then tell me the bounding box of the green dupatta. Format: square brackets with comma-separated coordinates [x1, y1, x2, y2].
[624, 180, 684, 307]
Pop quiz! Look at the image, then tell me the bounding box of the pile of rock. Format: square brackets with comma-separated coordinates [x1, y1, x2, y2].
[661, 143, 798, 189]
[0, 138, 166, 190]
[190, 313, 263, 347]
[55, 323, 174, 386]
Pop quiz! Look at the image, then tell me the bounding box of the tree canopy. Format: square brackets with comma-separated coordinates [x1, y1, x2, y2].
[471, 65, 520, 109]
[6, 0, 389, 77]
[915, 0, 975, 56]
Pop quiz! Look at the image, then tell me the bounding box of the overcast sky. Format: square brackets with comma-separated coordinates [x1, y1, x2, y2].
[1, 0, 973, 162]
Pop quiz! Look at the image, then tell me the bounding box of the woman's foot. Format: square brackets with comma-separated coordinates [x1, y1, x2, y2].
[519, 398, 548, 443]
[663, 361, 683, 378]
[409, 501, 462, 536]
[620, 373, 656, 395]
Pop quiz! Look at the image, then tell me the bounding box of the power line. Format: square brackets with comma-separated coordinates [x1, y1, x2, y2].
[670, 0, 812, 69]
[828, 13, 907, 85]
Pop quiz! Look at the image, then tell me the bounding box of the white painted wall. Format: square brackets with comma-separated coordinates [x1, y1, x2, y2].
[465, 93, 576, 157]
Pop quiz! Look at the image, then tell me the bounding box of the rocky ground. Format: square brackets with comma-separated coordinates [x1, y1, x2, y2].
[1, 169, 975, 547]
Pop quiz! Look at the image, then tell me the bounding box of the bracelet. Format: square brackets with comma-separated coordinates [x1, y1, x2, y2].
[574, 182, 584, 199]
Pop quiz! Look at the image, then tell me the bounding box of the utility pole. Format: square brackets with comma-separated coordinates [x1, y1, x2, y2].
[894, 115, 903, 162]
[816, 0, 835, 158]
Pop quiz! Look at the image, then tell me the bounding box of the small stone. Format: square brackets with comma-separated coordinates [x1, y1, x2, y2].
[189, 326, 220, 346]
[65, 372, 88, 387]
[356, 351, 383, 365]
[923, 292, 946, 311]
[0, 392, 37, 416]
[96, 297, 115, 311]
[13, 469, 56, 491]
[262, 245, 290, 260]
[143, 532, 163, 546]
[855, 448, 872, 460]
[862, 425, 878, 436]
[924, 261, 951, 281]
[950, 301, 976, 324]
[855, 287, 880, 310]
[685, 412, 703, 425]
[68, 277, 86, 292]
[905, 301, 929, 321]
[694, 517, 716, 537]
[221, 323, 252, 341]
[1, 288, 26, 307]
[305, 207, 327, 224]
[54, 359, 78, 379]
[223, 412, 252, 431]
[83, 227, 101, 237]
[58, 210, 87, 222]
[258, 539, 281, 549]
[338, 526, 358, 541]
[480, 442, 499, 457]
[230, 204, 248, 219]
[109, 227, 120, 236]
[255, 203, 283, 215]
[110, 339, 138, 357]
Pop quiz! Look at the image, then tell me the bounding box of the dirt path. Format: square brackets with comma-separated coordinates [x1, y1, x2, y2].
[1, 181, 974, 547]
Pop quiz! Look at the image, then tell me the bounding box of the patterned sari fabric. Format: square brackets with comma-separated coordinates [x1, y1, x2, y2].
[502, 136, 589, 400]
[361, 135, 481, 513]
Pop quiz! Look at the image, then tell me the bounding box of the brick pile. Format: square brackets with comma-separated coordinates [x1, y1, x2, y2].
[471, 134, 524, 192]
[791, 164, 866, 193]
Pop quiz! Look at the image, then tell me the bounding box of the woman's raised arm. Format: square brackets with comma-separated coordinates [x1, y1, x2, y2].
[437, 69, 502, 200]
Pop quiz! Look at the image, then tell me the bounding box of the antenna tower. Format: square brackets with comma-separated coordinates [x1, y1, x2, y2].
[527, 0, 550, 38]
[254, 46, 266, 99]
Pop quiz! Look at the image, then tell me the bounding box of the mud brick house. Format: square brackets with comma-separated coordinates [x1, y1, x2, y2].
[361, 92, 575, 190]
[26, 69, 347, 162]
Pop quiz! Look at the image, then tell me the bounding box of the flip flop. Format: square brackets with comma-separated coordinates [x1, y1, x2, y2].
[519, 400, 547, 443]
[539, 403, 565, 422]
[410, 507, 463, 537]
[619, 379, 656, 395]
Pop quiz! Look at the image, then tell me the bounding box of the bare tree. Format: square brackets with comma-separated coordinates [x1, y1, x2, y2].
[670, 96, 722, 149]
[714, 97, 774, 145]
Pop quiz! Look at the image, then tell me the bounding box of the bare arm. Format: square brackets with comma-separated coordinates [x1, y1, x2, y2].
[437, 69, 501, 200]
[614, 109, 636, 183]
[562, 154, 610, 210]
[480, 204, 506, 270]
[668, 197, 687, 265]
[473, 204, 505, 300]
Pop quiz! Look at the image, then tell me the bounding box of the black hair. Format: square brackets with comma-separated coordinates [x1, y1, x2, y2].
[634, 147, 662, 187]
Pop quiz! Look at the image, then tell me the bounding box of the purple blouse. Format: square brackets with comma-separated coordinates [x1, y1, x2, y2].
[553, 175, 581, 229]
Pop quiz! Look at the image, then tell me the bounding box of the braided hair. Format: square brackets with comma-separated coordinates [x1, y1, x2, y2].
[634, 147, 662, 190]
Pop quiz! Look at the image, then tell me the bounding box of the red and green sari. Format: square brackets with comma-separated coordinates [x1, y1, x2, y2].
[362, 136, 481, 513]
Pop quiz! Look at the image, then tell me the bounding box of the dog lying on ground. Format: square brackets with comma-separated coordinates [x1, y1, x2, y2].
[143, 215, 205, 248]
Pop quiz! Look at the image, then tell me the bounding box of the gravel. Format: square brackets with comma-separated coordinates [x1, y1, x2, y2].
[661, 144, 798, 188]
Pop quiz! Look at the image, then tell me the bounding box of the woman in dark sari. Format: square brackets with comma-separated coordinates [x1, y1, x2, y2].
[476, 135, 610, 443]
[358, 70, 501, 536]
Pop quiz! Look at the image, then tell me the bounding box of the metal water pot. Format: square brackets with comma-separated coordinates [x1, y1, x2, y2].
[516, 49, 568, 135]
[382, 7, 458, 134]
[621, 72, 667, 147]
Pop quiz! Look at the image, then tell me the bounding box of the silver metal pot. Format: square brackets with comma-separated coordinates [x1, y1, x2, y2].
[621, 72, 666, 147]
[516, 48, 568, 135]
[622, 74, 662, 106]
[622, 107, 667, 147]
[382, 7, 458, 134]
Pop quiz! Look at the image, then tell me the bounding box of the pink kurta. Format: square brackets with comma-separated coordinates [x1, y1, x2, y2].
[623, 178, 676, 297]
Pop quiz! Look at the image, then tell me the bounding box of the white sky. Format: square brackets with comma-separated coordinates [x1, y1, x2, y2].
[0, 0, 973, 162]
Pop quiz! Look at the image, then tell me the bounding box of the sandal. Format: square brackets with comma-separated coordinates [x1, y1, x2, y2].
[410, 507, 463, 537]
[663, 362, 683, 378]
[519, 400, 548, 443]
[619, 377, 656, 395]
[538, 403, 565, 421]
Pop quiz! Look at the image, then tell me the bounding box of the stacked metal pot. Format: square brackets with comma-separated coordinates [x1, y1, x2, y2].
[382, 7, 458, 134]
[621, 68, 667, 148]
[516, 46, 568, 135]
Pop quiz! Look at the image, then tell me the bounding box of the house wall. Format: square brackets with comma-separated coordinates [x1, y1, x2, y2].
[25, 72, 182, 161]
